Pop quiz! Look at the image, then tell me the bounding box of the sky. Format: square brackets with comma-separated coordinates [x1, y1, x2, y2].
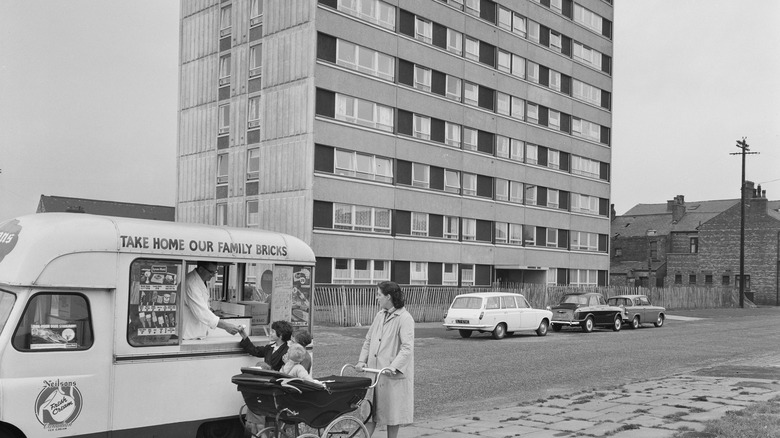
[1, 0, 778, 222]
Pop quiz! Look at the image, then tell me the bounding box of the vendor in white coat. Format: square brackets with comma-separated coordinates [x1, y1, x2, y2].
[356, 281, 415, 438]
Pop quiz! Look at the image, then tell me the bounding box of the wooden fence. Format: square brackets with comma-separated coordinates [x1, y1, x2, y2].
[312, 284, 743, 327]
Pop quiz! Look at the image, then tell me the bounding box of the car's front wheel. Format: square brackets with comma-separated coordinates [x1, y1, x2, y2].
[458, 329, 473, 338]
[581, 316, 594, 333]
[551, 323, 562, 332]
[612, 315, 622, 331]
[654, 314, 665, 327]
[630, 315, 640, 329]
[536, 320, 549, 336]
[492, 323, 507, 340]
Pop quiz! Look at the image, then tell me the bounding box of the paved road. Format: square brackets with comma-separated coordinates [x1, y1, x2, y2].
[311, 307, 780, 421]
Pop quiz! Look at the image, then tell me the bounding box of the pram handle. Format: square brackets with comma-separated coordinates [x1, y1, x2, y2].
[340, 364, 394, 388]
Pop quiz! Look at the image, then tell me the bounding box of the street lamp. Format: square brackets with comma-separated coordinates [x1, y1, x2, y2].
[646, 229, 657, 288]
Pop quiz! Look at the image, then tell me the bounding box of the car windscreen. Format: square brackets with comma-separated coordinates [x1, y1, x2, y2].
[607, 298, 626, 306]
[451, 297, 483, 309]
[0, 290, 16, 335]
[561, 295, 588, 305]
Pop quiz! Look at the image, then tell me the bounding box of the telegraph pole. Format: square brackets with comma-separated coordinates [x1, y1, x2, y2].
[730, 138, 759, 308]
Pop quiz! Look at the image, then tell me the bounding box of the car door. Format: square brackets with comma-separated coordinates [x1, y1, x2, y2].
[516, 296, 535, 330]
[637, 296, 651, 321]
[484, 296, 501, 330]
[501, 296, 520, 330]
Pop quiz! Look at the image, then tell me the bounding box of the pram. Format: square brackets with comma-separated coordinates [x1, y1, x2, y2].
[232, 364, 389, 438]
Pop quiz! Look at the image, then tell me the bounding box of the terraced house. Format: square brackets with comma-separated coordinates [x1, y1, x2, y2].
[177, 0, 614, 287]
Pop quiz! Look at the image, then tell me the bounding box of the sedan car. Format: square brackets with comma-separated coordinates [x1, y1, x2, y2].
[443, 292, 553, 339]
[549, 293, 625, 332]
[607, 294, 666, 329]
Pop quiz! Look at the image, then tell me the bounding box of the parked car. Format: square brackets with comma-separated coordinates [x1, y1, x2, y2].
[548, 293, 625, 332]
[607, 294, 666, 329]
[443, 292, 553, 339]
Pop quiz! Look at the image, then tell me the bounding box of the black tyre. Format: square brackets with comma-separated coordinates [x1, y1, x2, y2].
[536, 320, 549, 336]
[458, 329, 473, 338]
[654, 314, 665, 327]
[552, 323, 562, 332]
[492, 323, 507, 340]
[581, 316, 594, 333]
[630, 315, 640, 329]
[612, 315, 622, 331]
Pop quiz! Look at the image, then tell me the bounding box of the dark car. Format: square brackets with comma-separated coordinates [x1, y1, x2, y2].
[607, 294, 666, 329]
[548, 293, 625, 332]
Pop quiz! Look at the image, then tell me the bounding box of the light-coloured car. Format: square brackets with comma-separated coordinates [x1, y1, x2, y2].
[443, 292, 553, 339]
[607, 294, 666, 329]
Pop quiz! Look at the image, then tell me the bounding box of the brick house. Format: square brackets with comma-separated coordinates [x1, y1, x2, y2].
[611, 182, 780, 305]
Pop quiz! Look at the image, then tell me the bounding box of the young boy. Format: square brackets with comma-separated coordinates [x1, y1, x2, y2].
[290, 330, 313, 372]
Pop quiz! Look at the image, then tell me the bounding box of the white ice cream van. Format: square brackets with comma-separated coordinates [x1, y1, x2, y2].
[0, 213, 316, 438]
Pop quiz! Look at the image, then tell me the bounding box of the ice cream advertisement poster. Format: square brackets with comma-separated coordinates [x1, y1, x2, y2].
[34, 379, 83, 432]
[30, 324, 79, 349]
[270, 266, 293, 323]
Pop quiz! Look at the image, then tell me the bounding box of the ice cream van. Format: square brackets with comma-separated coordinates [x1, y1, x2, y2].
[0, 213, 315, 438]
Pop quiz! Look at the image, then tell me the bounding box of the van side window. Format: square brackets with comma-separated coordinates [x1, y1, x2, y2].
[127, 259, 182, 347]
[12, 293, 93, 351]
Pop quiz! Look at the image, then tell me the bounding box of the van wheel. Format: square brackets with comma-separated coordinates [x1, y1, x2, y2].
[196, 418, 244, 438]
[492, 323, 507, 340]
[458, 329, 473, 338]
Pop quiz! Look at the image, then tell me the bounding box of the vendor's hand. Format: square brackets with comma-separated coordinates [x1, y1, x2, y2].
[218, 320, 240, 335]
[355, 362, 366, 372]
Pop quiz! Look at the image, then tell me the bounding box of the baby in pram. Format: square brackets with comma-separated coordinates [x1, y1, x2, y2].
[280, 344, 316, 382]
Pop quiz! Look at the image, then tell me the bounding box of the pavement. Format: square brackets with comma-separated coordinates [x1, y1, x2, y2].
[381, 311, 780, 437]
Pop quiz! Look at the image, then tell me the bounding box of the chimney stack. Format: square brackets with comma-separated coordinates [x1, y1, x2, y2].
[668, 195, 686, 223]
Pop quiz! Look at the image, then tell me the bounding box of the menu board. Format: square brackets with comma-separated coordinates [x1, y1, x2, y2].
[270, 266, 293, 323]
[128, 259, 181, 346]
[291, 267, 311, 327]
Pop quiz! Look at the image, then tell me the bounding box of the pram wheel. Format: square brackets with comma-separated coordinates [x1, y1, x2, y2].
[295, 434, 319, 438]
[320, 415, 369, 438]
[255, 425, 296, 438]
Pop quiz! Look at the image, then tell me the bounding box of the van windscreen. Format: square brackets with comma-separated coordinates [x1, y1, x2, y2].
[0, 291, 14, 335]
[451, 297, 482, 309]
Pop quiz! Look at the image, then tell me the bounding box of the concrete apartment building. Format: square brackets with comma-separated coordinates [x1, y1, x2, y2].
[611, 183, 780, 305]
[177, 0, 614, 287]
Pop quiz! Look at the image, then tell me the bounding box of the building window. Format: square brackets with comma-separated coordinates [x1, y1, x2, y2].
[248, 96, 261, 129]
[511, 54, 525, 78]
[527, 61, 540, 83]
[690, 237, 699, 254]
[614, 248, 622, 257]
[573, 42, 602, 70]
[334, 204, 391, 233]
[689, 274, 697, 284]
[549, 70, 562, 92]
[335, 94, 394, 132]
[570, 269, 598, 287]
[411, 212, 429, 236]
[464, 37, 480, 61]
[461, 264, 475, 286]
[412, 163, 430, 188]
[444, 169, 460, 194]
[218, 104, 230, 135]
[550, 30, 562, 53]
[526, 102, 538, 124]
[548, 149, 560, 169]
[446, 75, 462, 101]
[523, 225, 535, 246]
[525, 185, 537, 206]
[547, 189, 559, 208]
[495, 179, 509, 201]
[511, 97, 524, 120]
[495, 222, 508, 244]
[442, 263, 458, 285]
[571, 155, 601, 178]
[462, 218, 476, 241]
[247, 148, 260, 180]
[216, 203, 227, 226]
[444, 216, 459, 240]
[571, 231, 598, 251]
[463, 82, 479, 106]
[447, 28, 462, 55]
[510, 139, 524, 162]
[465, 0, 480, 16]
[462, 127, 477, 151]
[509, 224, 522, 245]
[219, 54, 231, 85]
[217, 154, 229, 184]
[509, 181, 523, 203]
[526, 144, 538, 164]
[220, 5, 232, 35]
[410, 262, 428, 285]
[527, 20, 540, 43]
[333, 259, 391, 284]
[512, 12, 526, 37]
[250, 0, 264, 26]
[498, 7, 512, 31]
[497, 50, 511, 73]
[415, 17, 432, 44]
[445, 122, 461, 147]
[246, 200, 259, 226]
[705, 275, 713, 285]
[546, 228, 558, 247]
[338, 0, 396, 30]
[574, 4, 603, 34]
[413, 114, 431, 140]
[334, 149, 393, 182]
[413, 65, 431, 92]
[496, 92, 511, 116]
[462, 173, 477, 196]
[573, 79, 602, 106]
[572, 117, 602, 142]
[336, 40, 394, 81]
[571, 193, 599, 215]
[736, 275, 750, 291]
[496, 135, 509, 158]
[722, 275, 730, 285]
[249, 44, 262, 78]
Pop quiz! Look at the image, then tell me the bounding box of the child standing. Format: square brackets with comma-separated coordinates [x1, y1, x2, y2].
[290, 330, 313, 372]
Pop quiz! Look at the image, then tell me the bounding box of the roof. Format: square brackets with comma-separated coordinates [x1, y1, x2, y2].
[37, 195, 175, 221]
[614, 199, 739, 237]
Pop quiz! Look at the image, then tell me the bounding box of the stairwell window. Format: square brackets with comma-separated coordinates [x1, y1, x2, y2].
[218, 104, 230, 135]
[219, 54, 231, 85]
[246, 200, 259, 226]
[217, 154, 229, 185]
[220, 5, 232, 36]
[247, 149, 260, 180]
[249, 44, 262, 78]
[248, 96, 261, 129]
